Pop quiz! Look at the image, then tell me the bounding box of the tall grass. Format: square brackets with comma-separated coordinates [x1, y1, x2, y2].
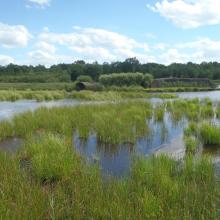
[0, 99, 219, 218]
[70, 90, 177, 101]
[0, 90, 67, 102]
[199, 123, 220, 146]
[0, 148, 219, 219]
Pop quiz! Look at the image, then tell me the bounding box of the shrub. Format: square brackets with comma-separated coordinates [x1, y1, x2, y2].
[76, 75, 93, 82]
[99, 72, 144, 87]
[142, 73, 153, 87]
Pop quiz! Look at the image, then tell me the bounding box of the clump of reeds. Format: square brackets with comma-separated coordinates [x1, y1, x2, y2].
[199, 123, 220, 146]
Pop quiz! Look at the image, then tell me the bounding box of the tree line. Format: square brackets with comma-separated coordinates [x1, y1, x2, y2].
[0, 58, 220, 83]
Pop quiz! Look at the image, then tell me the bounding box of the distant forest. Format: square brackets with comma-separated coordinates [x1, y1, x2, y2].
[0, 58, 220, 83]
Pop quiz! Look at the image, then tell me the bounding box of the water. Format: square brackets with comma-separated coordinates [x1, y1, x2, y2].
[177, 90, 220, 101]
[0, 99, 82, 121]
[0, 137, 23, 153]
[0, 90, 220, 176]
[74, 113, 187, 177]
[0, 90, 219, 121]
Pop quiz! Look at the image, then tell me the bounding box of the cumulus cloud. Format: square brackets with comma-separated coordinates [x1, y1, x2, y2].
[35, 41, 56, 53]
[29, 39, 72, 66]
[175, 38, 220, 62]
[28, 50, 73, 66]
[0, 55, 14, 65]
[147, 0, 220, 28]
[38, 27, 152, 63]
[0, 23, 31, 48]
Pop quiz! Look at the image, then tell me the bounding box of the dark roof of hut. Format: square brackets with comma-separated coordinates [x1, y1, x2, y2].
[75, 82, 103, 91]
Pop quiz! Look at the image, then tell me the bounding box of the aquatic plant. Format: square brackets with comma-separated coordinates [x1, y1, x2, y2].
[0, 98, 219, 219]
[154, 104, 165, 122]
[200, 123, 220, 146]
[184, 136, 198, 154]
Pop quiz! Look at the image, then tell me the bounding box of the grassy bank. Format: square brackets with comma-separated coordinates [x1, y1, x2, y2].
[0, 82, 72, 91]
[0, 90, 177, 102]
[0, 90, 67, 102]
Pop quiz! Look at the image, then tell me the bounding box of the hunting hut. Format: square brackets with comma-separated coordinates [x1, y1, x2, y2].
[75, 82, 103, 91]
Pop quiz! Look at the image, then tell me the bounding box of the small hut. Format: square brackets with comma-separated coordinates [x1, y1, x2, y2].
[75, 82, 103, 91]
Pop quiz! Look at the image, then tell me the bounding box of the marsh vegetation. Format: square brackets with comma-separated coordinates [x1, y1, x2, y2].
[0, 92, 220, 219]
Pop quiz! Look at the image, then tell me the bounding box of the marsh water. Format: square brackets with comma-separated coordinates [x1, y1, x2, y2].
[0, 90, 220, 176]
[74, 113, 187, 176]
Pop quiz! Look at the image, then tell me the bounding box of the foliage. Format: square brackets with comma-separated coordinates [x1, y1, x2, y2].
[99, 72, 144, 87]
[1, 59, 220, 84]
[76, 75, 93, 82]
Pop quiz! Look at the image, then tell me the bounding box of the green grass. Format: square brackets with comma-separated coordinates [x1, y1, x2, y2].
[0, 99, 219, 218]
[0, 90, 177, 102]
[21, 133, 79, 182]
[0, 82, 72, 91]
[154, 104, 165, 122]
[200, 123, 220, 146]
[70, 90, 177, 101]
[0, 148, 219, 219]
[184, 136, 198, 154]
[0, 90, 67, 102]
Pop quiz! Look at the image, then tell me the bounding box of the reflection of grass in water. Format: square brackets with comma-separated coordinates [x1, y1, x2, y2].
[160, 122, 168, 142]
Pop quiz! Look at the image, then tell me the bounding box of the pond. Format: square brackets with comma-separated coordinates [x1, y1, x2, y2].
[177, 90, 220, 100]
[74, 112, 187, 177]
[0, 90, 220, 177]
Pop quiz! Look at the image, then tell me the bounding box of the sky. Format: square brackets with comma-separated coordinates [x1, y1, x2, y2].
[1, 0, 220, 66]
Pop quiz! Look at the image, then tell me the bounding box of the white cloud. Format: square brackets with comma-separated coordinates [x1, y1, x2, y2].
[28, 0, 51, 7]
[35, 41, 56, 53]
[0, 55, 14, 65]
[38, 27, 152, 63]
[147, 0, 220, 28]
[159, 49, 189, 64]
[0, 23, 31, 48]
[28, 50, 73, 66]
[174, 38, 220, 62]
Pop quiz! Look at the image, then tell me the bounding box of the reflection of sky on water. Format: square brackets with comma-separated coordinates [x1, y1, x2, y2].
[74, 112, 187, 177]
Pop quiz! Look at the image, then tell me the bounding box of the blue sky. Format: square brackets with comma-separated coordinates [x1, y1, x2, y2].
[0, 0, 220, 66]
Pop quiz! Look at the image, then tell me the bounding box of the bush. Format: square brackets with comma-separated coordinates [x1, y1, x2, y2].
[99, 72, 144, 87]
[142, 73, 153, 87]
[76, 75, 93, 82]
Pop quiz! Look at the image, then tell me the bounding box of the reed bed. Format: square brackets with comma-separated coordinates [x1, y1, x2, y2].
[0, 90, 176, 102]
[0, 98, 219, 219]
[0, 149, 219, 219]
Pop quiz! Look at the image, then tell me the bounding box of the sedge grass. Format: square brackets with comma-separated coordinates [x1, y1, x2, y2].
[0, 99, 219, 219]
